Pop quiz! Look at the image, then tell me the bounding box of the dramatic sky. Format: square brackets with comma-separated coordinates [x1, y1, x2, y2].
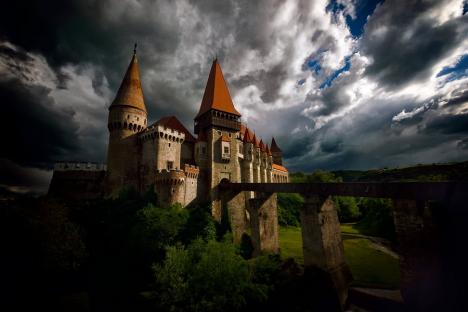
[1, 0, 467, 194]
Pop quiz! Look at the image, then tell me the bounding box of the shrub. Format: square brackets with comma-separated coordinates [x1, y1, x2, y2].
[153, 239, 269, 312]
[334, 196, 361, 222]
[356, 198, 396, 241]
[277, 193, 303, 226]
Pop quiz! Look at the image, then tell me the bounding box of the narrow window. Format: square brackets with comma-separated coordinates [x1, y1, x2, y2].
[167, 161, 173, 170]
[224, 146, 229, 154]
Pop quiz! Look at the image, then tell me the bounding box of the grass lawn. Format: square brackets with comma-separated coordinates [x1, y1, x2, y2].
[279, 226, 400, 289]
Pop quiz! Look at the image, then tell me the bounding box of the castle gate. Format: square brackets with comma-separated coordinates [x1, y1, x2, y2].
[219, 181, 468, 311]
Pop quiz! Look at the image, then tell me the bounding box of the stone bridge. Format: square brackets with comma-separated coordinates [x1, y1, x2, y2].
[219, 181, 468, 311]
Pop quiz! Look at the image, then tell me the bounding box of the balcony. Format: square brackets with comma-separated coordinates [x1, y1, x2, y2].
[221, 153, 230, 161]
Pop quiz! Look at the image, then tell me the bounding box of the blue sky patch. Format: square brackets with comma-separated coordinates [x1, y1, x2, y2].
[307, 59, 322, 74]
[320, 56, 352, 89]
[327, 0, 384, 37]
[437, 54, 468, 82]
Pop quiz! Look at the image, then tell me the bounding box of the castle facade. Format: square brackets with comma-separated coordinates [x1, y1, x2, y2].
[49, 49, 288, 222]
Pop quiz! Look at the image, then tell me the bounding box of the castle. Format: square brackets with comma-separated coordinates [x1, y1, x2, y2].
[49, 48, 288, 222]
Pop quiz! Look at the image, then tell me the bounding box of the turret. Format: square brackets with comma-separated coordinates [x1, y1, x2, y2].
[270, 137, 283, 165]
[106, 45, 148, 195]
[194, 58, 241, 135]
[194, 58, 243, 222]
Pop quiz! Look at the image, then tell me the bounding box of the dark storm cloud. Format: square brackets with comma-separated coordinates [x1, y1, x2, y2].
[425, 113, 468, 134]
[361, 0, 467, 88]
[458, 137, 468, 150]
[0, 0, 467, 193]
[0, 0, 76, 66]
[0, 159, 52, 194]
[0, 78, 80, 167]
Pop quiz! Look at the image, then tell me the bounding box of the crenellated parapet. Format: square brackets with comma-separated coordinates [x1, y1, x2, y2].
[155, 168, 185, 185]
[139, 124, 185, 144]
[54, 162, 107, 171]
[183, 164, 199, 179]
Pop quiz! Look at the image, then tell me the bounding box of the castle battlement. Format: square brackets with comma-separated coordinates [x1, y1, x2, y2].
[183, 164, 200, 179]
[139, 124, 185, 143]
[155, 168, 185, 185]
[54, 162, 107, 171]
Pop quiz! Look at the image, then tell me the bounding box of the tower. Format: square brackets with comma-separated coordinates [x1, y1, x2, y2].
[270, 137, 283, 165]
[106, 46, 148, 196]
[194, 58, 242, 220]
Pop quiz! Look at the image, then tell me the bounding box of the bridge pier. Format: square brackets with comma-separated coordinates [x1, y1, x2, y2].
[248, 193, 279, 256]
[224, 191, 248, 244]
[300, 195, 352, 308]
[392, 199, 468, 311]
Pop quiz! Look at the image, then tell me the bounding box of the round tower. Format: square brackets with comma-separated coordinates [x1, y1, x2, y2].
[106, 45, 148, 196]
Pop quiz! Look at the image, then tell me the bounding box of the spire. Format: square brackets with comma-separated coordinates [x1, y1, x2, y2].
[266, 144, 272, 156]
[259, 139, 266, 152]
[195, 59, 241, 119]
[110, 47, 147, 112]
[243, 127, 253, 143]
[271, 137, 282, 152]
[253, 133, 260, 148]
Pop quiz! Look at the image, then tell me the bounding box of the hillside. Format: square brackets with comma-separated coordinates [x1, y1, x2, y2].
[331, 161, 468, 182]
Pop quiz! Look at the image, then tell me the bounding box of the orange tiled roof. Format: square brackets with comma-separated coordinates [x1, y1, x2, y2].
[259, 139, 266, 152]
[243, 128, 253, 143]
[272, 164, 288, 172]
[221, 134, 231, 142]
[195, 59, 241, 118]
[153, 116, 196, 142]
[240, 124, 247, 136]
[111, 51, 147, 112]
[270, 137, 282, 152]
[252, 133, 260, 148]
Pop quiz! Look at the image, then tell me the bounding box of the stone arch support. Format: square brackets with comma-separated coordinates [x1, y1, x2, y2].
[300, 194, 352, 308]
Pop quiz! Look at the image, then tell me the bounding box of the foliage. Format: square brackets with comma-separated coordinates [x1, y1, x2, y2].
[277, 193, 303, 226]
[334, 196, 360, 222]
[153, 239, 269, 312]
[356, 198, 396, 241]
[179, 202, 216, 244]
[239, 233, 254, 259]
[1, 197, 88, 309]
[306, 170, 343, 183]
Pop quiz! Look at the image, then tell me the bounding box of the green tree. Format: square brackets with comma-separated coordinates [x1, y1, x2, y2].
[334, 196, 360, 222]
[153, 239, 269, 312]
[277, 193, 304, 226]
[356, 198, 396, 241]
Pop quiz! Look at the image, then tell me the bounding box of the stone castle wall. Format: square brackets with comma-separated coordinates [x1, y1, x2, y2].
[49, 168, 106, 200]
[155, 169, 185, 207]
[183, 164, 199, 206]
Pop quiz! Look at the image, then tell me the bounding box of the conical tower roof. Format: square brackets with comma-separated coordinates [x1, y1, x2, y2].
[195, 59, 241, 119]
[243, 127, 253, 143]
[110, 47, 147, 112]
[253, 133, 260, 148]
[271, 137, 282, 152]
[259, 139, 266, 152]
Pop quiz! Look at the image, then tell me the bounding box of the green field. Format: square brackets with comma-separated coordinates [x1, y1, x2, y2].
[279, 226, 400, 289]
